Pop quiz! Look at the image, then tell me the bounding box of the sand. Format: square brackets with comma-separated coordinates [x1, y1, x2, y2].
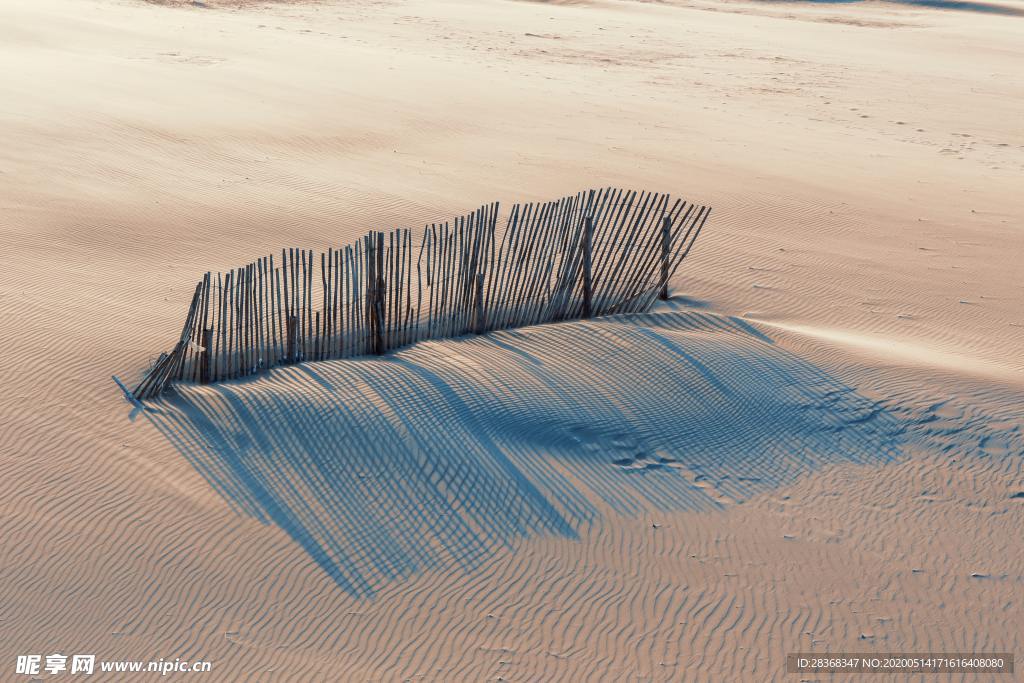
[1, 0, 1021, 680]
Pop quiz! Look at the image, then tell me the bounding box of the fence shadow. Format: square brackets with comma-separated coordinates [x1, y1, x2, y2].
[144, 309, 906, 598]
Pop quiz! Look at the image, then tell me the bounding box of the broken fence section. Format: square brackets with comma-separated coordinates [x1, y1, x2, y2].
[131, 188, 710, 400]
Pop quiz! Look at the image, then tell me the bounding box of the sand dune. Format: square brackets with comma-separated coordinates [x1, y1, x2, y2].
[1, 0, 1021, 679]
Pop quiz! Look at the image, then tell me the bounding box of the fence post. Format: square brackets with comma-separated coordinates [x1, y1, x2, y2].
[660, 215, 671, 301]
[314, 311, 321, 360]
[474, 272, 485, 333]
[201, 328, 212, 383]
[287, 315, 298, 362]
[365, 234, 375, 355]
[582, 215, 593, 318]
[373, 276, 384, 354]
[375, 233, 385, 354]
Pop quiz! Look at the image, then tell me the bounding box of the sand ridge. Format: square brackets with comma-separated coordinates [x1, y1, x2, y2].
[0, 0, 1021, 679]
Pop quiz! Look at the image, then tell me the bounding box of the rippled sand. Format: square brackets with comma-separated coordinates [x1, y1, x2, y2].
[1, 0, 1021, 679]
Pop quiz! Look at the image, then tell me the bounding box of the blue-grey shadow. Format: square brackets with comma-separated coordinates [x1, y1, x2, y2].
[778, 0, 1024, 15]
[892, 0, 1024, 15]
[143, 311, 906, 598]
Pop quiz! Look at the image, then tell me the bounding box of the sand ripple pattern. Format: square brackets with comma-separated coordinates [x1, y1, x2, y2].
[147, 310, 906, 597]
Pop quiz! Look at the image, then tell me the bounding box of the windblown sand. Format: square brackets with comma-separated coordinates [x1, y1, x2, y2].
[1, 0, 1021, 680]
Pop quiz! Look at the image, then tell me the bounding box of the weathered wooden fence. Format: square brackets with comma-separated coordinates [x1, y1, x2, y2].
[131, 188, 710, 399]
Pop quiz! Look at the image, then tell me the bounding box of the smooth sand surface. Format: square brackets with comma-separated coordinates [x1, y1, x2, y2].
[1, 0, 1021, 680]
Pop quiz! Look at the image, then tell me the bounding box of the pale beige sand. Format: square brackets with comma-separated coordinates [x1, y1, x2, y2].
[1, 0, 1021, 680]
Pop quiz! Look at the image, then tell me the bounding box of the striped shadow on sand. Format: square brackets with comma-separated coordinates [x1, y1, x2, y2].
[143, 309, 905, 598]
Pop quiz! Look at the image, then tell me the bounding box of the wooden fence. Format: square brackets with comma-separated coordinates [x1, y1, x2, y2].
[131, 188, 710, 400]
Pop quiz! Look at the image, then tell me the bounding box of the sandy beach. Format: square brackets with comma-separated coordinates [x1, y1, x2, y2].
[1, 0, 1022, 679]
